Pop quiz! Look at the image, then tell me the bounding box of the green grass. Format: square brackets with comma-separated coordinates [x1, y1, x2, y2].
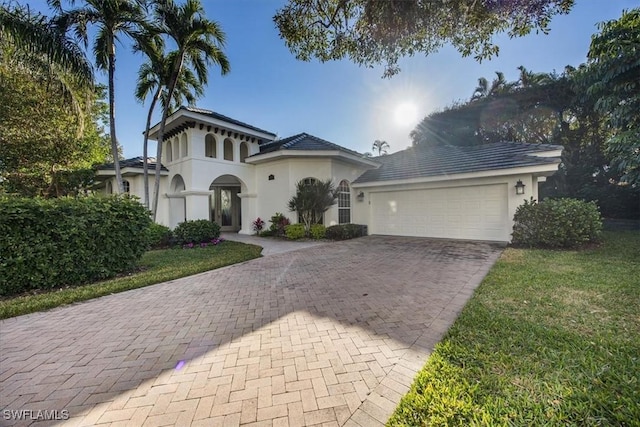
[0, 241, 262, 320]
[388, 231, 640, 426]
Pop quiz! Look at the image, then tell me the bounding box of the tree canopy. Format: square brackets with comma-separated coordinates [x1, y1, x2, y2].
[580, 8, 640, 186]
[274, 0, 574, 77]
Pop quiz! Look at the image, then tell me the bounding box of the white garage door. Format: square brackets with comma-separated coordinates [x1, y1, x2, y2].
[370, 184, 509, 241]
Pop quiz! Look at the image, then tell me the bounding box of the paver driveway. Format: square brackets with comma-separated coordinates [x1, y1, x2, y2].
[0, 236, 503, 427]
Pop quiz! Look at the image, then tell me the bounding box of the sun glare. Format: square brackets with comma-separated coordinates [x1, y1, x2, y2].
[393, 102, 419, 127]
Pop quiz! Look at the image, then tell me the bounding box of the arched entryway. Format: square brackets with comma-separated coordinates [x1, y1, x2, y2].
[209, 175, 242, 232]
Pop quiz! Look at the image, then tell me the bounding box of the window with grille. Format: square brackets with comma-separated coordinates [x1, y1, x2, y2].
[338, 180, 350, 224]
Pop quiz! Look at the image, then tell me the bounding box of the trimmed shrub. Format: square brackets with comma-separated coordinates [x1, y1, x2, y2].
[284, 224, 306, 240]
[173, 219, 221, 245]
[512, 198, 603, 248]
[0, 195, 151, 296]
[146, 223, 173, 249]
[310, 224, 326, 240]
[269, 212, 290, 237]
[325, 224, 368, 240]
[259, 229, 275, 237]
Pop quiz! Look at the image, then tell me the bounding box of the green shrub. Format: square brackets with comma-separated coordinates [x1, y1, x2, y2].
[0, 195, 151, 296]
[269, 212, 290, 237]
[284, 223, 306, 240]
[309, 224, 326, 239]
[512, 198, 603, 248]
[325, 224, 368, 240]
[173, 219, 221, 245]
[259, 229, 274, 237]
[146, 223, 173, 249]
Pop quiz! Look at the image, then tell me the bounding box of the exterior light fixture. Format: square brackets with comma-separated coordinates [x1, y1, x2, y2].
[515, 180, 525, 195]
[357, 191, 365, 201]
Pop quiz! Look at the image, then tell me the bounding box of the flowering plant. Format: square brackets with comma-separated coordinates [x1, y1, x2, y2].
[252, 217, 265, 233]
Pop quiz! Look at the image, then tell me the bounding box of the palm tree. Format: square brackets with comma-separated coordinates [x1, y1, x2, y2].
[372, 139, 390, 156]
[0, 3, 93, 110]
[134, 32, 204, 209]
[471, 71, 516, 100]
[516, 65, 553, 88]
[150, 0, 230, 220]
[52, 0, 145, 194]
[287, 179, 338, 235]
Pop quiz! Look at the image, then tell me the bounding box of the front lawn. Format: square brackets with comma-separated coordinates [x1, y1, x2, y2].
[0, 241, 262, 320]
[388, 231, 640, 426]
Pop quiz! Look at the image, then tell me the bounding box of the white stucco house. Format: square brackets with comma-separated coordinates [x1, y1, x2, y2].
[96, 106, 562, 242]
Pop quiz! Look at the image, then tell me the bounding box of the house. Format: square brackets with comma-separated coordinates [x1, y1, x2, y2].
[95, 106, 562, 242]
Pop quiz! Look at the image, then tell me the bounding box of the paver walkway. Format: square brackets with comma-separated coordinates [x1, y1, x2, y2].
[0, 236, 503, 426]
[220, 233, 326, 256]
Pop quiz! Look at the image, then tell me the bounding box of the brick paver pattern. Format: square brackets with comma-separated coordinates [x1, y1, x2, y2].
[0, 236, 503, 426]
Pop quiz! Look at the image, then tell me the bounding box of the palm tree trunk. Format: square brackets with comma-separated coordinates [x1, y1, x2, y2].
[143, 88, 161, 210]
[108, 45, 123, 193]
[151, 55, 184, 222]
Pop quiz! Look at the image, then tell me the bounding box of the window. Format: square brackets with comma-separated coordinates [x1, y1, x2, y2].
[205, 134, 216, 158]
[181, 134, 188, 157]
[106, 180, 113, 194]
[239, 142, 248, 163]
[122, 180, 130, 194]
[338, 180, 351, 224]
[166, 141, 172, 162]
[173, 137, 180, 160]
[224, 139, 233, 161]
[302, 177, 317, 185]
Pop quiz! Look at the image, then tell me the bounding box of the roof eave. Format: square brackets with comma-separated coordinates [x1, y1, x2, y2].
[245, 150, 381, 168]
[147, 109, 276, 141]
[96, 167, 169, 177]
[352, 161, 561, 188]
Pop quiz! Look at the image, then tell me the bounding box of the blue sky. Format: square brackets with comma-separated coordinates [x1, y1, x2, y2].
[29, 0, 638, 157]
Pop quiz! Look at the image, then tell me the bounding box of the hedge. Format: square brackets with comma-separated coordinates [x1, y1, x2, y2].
[325, 224, 368, 240]
[173, 219, 221, 245]
[512, 198, 603, 248]
[0, 195, 151, 296]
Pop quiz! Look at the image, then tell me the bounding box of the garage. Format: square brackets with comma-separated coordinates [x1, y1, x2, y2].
[370, 184, 510, 241]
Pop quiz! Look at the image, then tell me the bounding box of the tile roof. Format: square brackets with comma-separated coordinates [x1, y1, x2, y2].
[353, 142, 562, 184]
[181, 106, 276, 137]
[257, 133, 365, 157]
[97, 156, 168, 172]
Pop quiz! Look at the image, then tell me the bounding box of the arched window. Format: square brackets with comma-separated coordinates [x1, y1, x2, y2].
[205, 134, 216, 158]
[239, 142, 248, 163]
[166, 141, 172, 162]
[173, 137, 180, 160]
[122, 180, 130, 194]
[181, 134, 188, 157]
[224, 138, 234, 161]
[338, 180, 351, 224]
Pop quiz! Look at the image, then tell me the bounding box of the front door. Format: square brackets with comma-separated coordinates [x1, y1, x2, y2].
[210, 186, 241, 231]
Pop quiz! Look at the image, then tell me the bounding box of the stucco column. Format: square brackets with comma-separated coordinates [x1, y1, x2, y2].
[238, 193, 257, 235]
[185, 193, 210, 221]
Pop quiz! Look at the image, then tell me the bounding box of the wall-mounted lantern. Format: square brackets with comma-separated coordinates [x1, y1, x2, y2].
[268, 174, 275, 181]
[357, 191, 365, 201]
[515, 180, 526, 195]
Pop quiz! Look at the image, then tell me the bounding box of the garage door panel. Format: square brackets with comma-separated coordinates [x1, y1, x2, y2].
[371, 184, 509, 241]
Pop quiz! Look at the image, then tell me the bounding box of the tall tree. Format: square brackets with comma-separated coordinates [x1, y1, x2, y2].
[134, 32, 203, 209]
[0, 2, 94, 111]
[471, 71, 515, 100]
[274, 0, 574, 77]
[0, 62, 110, 197]
[372, 139, 390, 156]
[150, 0, 230, 221]
[52, 0, 145, 194]
[580, 8, 640, 186]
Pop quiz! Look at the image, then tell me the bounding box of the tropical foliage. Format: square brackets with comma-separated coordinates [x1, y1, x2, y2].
[52, 0, 146, 194]
[274, 0, 574, 77]
[149, 0, 230, 220]
[0, 58, 110, 197]
[287, 179, 338, 234]
[580, 8, 640, 186]
[372, 139, 390, 156]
